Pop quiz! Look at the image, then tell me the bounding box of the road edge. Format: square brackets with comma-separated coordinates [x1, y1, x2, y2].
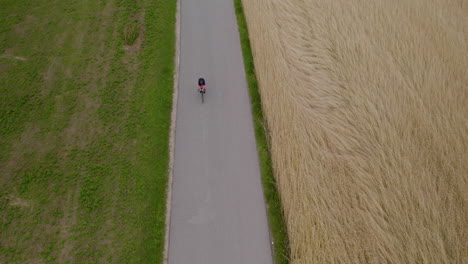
[164, 0, 180, 263]
[233, 0, 290, 263]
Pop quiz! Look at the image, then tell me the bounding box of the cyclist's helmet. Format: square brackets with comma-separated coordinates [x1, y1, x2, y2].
[198, 78, 205, 86]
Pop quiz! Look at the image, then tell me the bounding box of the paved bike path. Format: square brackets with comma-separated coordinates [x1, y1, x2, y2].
[167, 0, 273, 263]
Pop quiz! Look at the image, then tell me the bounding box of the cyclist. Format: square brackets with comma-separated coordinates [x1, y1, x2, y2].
[198, 78, 206, 94]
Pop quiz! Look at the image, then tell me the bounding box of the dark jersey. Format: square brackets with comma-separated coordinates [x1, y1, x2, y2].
[198, 78, 205, 86]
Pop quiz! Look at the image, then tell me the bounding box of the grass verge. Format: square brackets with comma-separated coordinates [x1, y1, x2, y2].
[233, 1, 290, 263]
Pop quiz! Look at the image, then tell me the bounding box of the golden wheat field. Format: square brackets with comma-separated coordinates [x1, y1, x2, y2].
[240, 0, 467, 263]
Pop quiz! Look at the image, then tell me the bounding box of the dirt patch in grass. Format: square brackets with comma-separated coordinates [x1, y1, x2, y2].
[123, 32, 143, 54]
[13, 15, 37, 37]
[61, 3, 116, 151]
[1, 48, 27, 61]
[40, 32, 69, 99]
[69, 94, 102, 141]
[123, 12, 145, 55]
[43, 59, 58, 82]
[57, 189, 79, 263]
[7, 195, 31, 208]
[0, 124, 53, 181]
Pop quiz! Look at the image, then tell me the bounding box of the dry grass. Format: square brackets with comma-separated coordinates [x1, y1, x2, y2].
[240, 0, 467, 263]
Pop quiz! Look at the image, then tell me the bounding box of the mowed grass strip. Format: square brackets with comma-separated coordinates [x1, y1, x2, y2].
[233, 1, 290, 263]
[0, 0, 175, 263]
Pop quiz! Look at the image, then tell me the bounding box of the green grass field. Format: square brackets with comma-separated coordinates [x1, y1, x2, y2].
[0, 0, 175, 263]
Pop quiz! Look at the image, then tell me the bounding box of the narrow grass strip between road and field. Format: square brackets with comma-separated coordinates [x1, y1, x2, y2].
[233, 1, 290, 263]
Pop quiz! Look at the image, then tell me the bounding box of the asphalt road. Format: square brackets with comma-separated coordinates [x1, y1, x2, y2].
[167, 0, 273, 263]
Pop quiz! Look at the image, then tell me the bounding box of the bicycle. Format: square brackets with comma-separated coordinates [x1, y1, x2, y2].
[198, 85, 206, 103]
